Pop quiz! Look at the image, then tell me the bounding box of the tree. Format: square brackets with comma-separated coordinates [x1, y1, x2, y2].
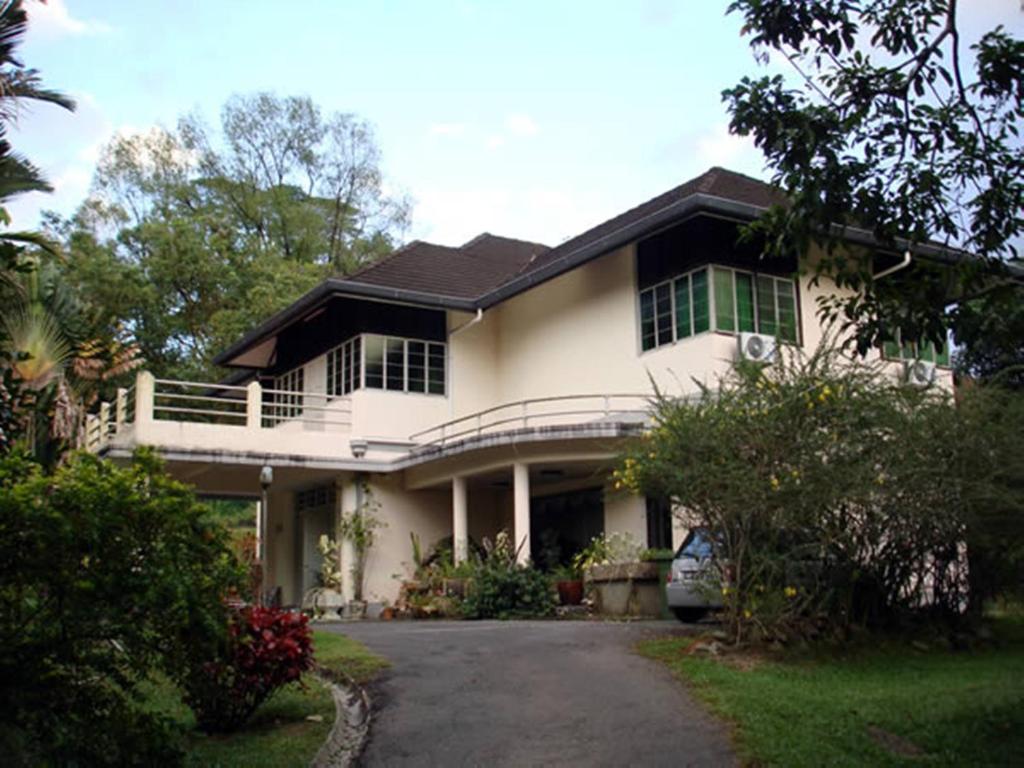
[0, 449, 244, 765]
[722, 0, 1023, 361]
[56, 94, 409, 380]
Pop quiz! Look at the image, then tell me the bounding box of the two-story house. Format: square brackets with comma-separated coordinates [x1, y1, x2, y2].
[89, 167, 954, 607]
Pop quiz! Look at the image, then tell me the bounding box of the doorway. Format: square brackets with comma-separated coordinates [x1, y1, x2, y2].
[530, 487, 604, 570]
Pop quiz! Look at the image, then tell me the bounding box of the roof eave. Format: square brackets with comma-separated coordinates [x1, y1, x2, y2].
[213, 279, 477, 368]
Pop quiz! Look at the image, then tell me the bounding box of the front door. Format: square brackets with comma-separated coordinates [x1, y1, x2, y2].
[530, 487, 604, 570]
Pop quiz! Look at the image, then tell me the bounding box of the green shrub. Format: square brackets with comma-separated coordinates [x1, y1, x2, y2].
[460, 532, 556, 619]
[0, 449, 243, 766]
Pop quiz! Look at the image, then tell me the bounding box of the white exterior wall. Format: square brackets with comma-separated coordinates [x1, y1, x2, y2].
[604, 487, 647, 545]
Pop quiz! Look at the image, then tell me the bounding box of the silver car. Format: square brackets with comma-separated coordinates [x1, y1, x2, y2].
[666, 528, 723, 622]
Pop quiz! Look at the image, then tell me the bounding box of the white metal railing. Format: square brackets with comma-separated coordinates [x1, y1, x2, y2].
[409, 393, 652, 449]
[153, 378, 248, 425]
[259, 386, 352, 428]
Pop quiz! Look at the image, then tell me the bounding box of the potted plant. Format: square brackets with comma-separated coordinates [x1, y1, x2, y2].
[553, 563, 584, 605]
[303, 533, 345, 618]
[338, 482, 386, 619]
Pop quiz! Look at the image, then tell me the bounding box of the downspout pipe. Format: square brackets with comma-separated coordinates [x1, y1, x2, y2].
[873, 249, 912, 280]
[447, 309, 484, 419]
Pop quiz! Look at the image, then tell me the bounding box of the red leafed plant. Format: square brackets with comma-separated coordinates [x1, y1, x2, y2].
[182, 605, 314, 733]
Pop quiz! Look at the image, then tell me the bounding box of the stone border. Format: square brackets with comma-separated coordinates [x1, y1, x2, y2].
[310, 669, 372, 768]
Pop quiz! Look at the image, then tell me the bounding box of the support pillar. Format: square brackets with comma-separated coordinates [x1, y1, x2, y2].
[513, 462, 531, 565]
[452, 476, 468, 564]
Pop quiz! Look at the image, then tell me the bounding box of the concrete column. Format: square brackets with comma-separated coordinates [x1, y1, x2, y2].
[513, 462, 531, 565]
[339, 479, 357, 603]
[115, 388, 127, 431]
[246, 380, 263, 429]
[99, 402, 110, 445]
[452, 475, 468, 564]
[135, 371, 154, 440]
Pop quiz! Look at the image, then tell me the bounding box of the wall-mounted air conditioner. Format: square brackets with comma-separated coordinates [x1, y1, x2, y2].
[738, 332, 777, 363]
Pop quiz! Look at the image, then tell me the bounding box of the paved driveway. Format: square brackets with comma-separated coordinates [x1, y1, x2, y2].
[325, 620, 734, 768]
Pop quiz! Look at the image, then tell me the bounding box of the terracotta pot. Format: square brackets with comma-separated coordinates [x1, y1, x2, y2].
[557, 579, 584, 606]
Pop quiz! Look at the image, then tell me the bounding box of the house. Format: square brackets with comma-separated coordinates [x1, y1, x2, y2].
[87, 167, 954, 608]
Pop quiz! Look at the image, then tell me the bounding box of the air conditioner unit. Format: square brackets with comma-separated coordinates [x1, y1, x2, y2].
[904, 360, 936, 387]
[738, 332, 777, 363]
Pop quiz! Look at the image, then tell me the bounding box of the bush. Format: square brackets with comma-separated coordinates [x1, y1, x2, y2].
[618, 341, 1024, 643]
[460, 532, 556, 619]
[0, 448, 243, 766]
[182, 605, 314, 733]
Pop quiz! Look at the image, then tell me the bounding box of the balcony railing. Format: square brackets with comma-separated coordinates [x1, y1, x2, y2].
[408, 393, 652, 450]
[84, 371, 352, 455]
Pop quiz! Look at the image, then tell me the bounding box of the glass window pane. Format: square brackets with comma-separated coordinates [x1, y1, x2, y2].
[326, 349, 336, 396]
[639, 289, 656, 351]
[736, 272, 755, 333]
[407, 341, 426, 393]
[882, 338, 901, 359]
[755, 276, 777, 336]
[777, 280, 798, 342]
[386, 338, 405, 391]
[713, 268, 736, 332]
[691, 269, 709, 334]
[341, 343, 351, 395]
[364, 335, 384, 389]
[655, 283, 673, 346]
[352, 336, 362, 390]
[428, 343, 446, 395]
[674, 276, 691, 339]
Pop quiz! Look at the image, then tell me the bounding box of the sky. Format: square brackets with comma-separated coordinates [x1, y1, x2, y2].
[10, 0, 1024, 249]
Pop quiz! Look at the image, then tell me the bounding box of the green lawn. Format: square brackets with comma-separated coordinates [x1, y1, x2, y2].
[144, 628, 388, 768]
[639, 618, 1024, 767]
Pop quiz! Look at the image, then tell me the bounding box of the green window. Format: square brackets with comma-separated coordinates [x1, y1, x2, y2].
[776, 280, 798, 343]
[736, 272, 756, 333]
[407, 341, 426, 393]
[756, 275, 777, 336]
[427, 343, 446, 395]
[882, 330, 952, 368]
[692, 269, 710, 333]
[674, 275, 692, 339]
[639, 290, 656, 351]
[713, 267, 736, 332]
[655, 283, 673, 346]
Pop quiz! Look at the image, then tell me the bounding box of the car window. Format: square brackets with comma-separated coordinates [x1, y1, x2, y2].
[675, 529, 713, 560]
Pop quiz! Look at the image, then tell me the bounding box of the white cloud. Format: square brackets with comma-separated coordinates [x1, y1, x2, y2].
[505, 113, 539, 137]
[25, 0, 113, 39]
[429, 122, 467, 137]
[693, 122, 759, 172]
[484, 134, 505, 151]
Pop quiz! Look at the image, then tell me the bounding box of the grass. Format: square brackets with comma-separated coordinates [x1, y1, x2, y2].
[143, 628, 388, 767]
[638, 618, 1024, 767]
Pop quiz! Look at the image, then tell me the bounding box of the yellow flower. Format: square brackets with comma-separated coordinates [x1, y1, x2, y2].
[743, 609, 752, 619]
[784, 586, 797, 598]
[614, 481, 622, 490]
[721, 587, 731, 596]
[648, 452, 657, 459]
[876, 475, 885, 486]
[770, 475, 780, 490]
[790, 468, 800, 479]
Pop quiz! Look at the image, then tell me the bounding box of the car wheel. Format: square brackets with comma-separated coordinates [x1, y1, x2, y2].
[672, 607, 707, 623]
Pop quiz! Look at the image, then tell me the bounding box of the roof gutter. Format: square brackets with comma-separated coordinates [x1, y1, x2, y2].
[873, 250, 912, 280]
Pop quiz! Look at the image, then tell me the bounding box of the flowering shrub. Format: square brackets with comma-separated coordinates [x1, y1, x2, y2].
[182, 605, 314, 733]
[460, 531, 556, 619]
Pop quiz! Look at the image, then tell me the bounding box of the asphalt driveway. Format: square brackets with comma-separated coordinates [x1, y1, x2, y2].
[325, 620, 734, 767]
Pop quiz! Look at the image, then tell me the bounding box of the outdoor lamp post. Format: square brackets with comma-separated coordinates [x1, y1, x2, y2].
[258, 465, 274, 605]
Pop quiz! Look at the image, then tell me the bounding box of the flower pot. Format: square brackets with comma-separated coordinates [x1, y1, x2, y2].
[557, 579, 584, 606]
[346, 600, 368, 620]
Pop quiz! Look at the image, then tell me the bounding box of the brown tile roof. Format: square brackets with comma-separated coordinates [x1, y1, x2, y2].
[344, 167, 779, 301]
[347, 233, 551, 300]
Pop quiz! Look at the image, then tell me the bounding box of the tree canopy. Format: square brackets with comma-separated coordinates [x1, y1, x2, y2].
[55, 93, 410, 380]
[723, 0, 1023, 367]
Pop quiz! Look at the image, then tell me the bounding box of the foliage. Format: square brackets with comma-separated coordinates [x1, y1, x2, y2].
[640, 616, 1024, 767]
[54, 92, 410, 379]
[723, 0, 1024, 364]
[619, 341, 1023, 643]
[337, 483, 386, 602]
[316, 533, 344, 593]
[572, 531, 643, 573]
[0, 448, 243, 766]
[181, 605, 313, 734]
[460, 531, 557, 619]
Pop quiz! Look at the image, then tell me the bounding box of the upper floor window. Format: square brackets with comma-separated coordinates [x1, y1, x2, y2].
[639, 265, 799, 352]
[326, 336, 362, 396]
[882, 331, 950, 367]
[273, 367, 304, 419]
[325, 333, 447, 397]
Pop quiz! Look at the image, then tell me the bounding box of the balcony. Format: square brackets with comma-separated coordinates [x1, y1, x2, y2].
[86, 371, 652, 469]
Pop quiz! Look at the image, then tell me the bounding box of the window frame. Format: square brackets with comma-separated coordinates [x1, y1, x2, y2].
[881, 329, 951, 368]
[638, 263, 801, 354]
[324, 333, 448, 398]
[273, 366, 305, 420]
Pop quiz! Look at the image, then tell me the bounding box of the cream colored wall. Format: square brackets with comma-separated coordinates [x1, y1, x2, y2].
[360, 473, 451, 603]
[266, 488, 298, 604]
[349, 388, 449, 440]
[448, 310, 501, 420]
